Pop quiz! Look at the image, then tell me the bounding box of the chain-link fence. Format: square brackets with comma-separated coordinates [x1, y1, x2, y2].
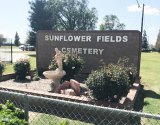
[0, 87, 160, 125]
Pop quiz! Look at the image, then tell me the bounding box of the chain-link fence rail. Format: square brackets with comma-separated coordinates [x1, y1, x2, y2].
[0, 89, 160, 125]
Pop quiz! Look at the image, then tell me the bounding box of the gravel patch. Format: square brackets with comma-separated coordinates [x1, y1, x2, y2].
[0, 78, 53, 92]
[0, 78, 88, 93]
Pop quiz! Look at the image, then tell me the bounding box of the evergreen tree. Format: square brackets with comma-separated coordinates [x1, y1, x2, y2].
[14, 32, 20, 46]
[142, 30, 149, 52]
[155, 30, 160, 52]
[26, 31, 36, 46]
[28, 0, 52, 46]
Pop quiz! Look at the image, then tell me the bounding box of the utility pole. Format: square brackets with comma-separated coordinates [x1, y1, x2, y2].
[136, 0, 145, 36]
[11, 39, 13, 64]
[141, 4, 145, 36]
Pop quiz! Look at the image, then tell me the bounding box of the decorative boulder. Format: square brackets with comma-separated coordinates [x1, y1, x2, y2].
[55, 79, 81, 96]
[55, 81, 70, 93]
[60, 89, 76, 96]
[70, 79, 81, 95]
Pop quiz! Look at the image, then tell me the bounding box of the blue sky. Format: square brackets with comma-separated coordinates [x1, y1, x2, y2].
[0, 0, 159, 45]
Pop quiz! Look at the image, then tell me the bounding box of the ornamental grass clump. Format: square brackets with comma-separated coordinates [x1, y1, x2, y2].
[85, 57, 137, 102]
[14, 58, 30, 80]
[0, 60, 5, 76]
[49, 53, 84, 81]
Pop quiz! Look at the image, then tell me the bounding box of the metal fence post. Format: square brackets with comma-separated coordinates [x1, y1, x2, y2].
[24, 94, 29, 123]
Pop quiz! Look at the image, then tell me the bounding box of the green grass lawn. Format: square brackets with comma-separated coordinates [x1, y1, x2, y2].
[30, 113, 92, 125]
[140, 52, 160, 114]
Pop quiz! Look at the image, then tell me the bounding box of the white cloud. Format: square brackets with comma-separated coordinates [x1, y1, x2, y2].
[147, 27, 159, 32]
[128, 4, 160, 15]
[127, 5, 141, 12]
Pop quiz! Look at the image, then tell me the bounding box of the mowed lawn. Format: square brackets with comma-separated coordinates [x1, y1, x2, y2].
[140, 52, 160, 114]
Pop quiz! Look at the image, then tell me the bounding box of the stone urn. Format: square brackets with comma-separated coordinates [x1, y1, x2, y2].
[43, 69, 66, 92]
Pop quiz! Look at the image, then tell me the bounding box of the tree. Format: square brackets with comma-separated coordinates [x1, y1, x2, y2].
[14, 32, 20, 46]
[0, 34, 6, 46]
[155, 30, 160, 52]
[142, 30, 149, 52]
[28, 0, 52, 46]
[46, 0, 98, 30]
[26, 31, 36, 46]
[100, 15, 125, 30]
[28, 0, 52, 32]
[27, 0, 98, 46]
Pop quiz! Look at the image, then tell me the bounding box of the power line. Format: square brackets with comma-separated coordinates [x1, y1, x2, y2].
[136, 0, 141, 8]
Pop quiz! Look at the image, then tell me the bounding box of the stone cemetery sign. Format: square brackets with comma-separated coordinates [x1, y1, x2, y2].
[36, 30, 141, 75]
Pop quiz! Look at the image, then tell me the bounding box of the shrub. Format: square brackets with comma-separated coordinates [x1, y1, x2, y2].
[14, 58, 31, 80]
[0, 60, 5, 75]
[85, 57, 137, 102]
[32, 70, 40, 81]
[37, 68, 45, 76]
[117, 57, 137, 85]
[126, 64, 137, 85]
[60, 120, 70, 125]
[49, 53, 84, 81]
[0, 100, 27, 125]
